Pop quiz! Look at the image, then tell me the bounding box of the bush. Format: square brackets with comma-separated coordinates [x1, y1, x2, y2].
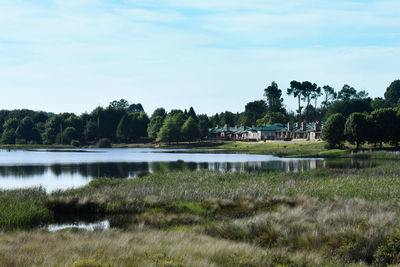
[322, 231, 378, 264]
[321, 113, 346, 148]
[374, 230, 400, 266]
[72, 259, 103, 267]
[71, 139, 80, 147]
[96, 138, 112, 148]
[15, 138, 27, 145]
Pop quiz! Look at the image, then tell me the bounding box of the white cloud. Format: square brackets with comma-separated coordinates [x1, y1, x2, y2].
[0, 0, 399, 115]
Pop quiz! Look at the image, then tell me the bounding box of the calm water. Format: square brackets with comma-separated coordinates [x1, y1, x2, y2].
[0, 148, 376, 192]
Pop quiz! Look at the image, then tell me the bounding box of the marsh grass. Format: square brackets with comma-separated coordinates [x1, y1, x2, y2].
[0, 188, 51, 230]
[5, 165, 400, 265]
[0, 229, 316, 267]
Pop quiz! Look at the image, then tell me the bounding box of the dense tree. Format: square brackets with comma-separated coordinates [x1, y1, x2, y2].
[187, 107, 197, 120]
[371, 97, 390, 110]
[311, 86, 322, 109]
[131, 112, 150, 139]
[1, 128, 16, 144]
[287, 80, 305, 119]
[42, 115, 65, 144]
[322, 85, 337, 108]
[384, 80, 400, 106]
[325, 98, 372, 119]
[157, 116, 180, 143]
[321, 113, 346, 148]
[15, 116, 41, 143]
[243, 100, 267, 126]
[151, 108, 167, 118]
[147, 116, 165, 140]
[301, 81, 319, 107]
[197, 114, 210, 138]
[220, 111, 235, 126]
[303, 105, 318, 122]
[128, 103, 144, 113]
[369, 108, 400, 148]
[344, 112, 369, 149]
[264, 82, 284, 113]
[147, 108, 167, 140]
[3, 118, 19, 131]
[338, 85, 357, 100]
[116, 115, 132, 142]
[62, 127, 78, 145]
[109, 99, 129, 110]
[181, 117, 200, 141]
[256, 112, 288, 126]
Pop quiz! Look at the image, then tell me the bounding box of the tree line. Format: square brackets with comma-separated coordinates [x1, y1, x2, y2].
[322, 107, 400, 149]
[0, 79, 399, 145]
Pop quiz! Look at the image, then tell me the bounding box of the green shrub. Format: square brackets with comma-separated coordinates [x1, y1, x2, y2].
[0, 188, 52, 229]
[15, 138, 27, 144]
[322, 231, 378, 264]
[71, 139, 80, 147]
[96, 138, 111, 148]
[374, 230, 400, 266]
[72, 259, 103, 267]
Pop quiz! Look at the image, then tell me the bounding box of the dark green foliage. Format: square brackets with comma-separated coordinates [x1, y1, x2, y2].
[96, 138, 112, 148]
[371, 97, 390, 110]
[325, 98, 372, 119]
[219, 111, 235, 126]
[370, 108, 400, 148]
[287, 80, 304, 118]
[337, 84, 357, 100]
[302, 104, 318, 122]
[0, 188, 51, 229]
[116, 112, 149, 142]
[116, 114, 131, 142]
[147, 116, 165, 140]
[322, 85, 337, 108]
[374, 229, 400, 266]
[147, 108, 167, 140]
[187, 107, 197, 120]
[264, 81, 285, 113]
[71, 139, 80, 147]
[197, 114, 210, 138]
[181, 117, 199, 141]
[384, 80, 400, 106]
[3, 118, 19, 131]
[157, 115, 182, 142]
[63, 127, 78, 145]
[243, 100, 267, 126]
[345, 112, 369, 149]
[109, 99, 129, 110]
[322, 113, 346, 148]
[256, 112, 288, 126]
[1, 128, 16, 144]
[322, 231, 378, 264]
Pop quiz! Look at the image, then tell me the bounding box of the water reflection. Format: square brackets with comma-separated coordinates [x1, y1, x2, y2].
[0, 148, 382, 191]
[0, 160, 330, 180]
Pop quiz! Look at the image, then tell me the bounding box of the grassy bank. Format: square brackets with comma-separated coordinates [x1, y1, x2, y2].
[4, 165, 400, 265]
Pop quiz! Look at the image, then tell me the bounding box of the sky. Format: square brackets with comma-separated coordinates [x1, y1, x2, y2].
[0, 0, 399, 116]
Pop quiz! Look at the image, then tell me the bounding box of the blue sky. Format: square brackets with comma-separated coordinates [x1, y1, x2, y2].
[0, 0, 399, 115]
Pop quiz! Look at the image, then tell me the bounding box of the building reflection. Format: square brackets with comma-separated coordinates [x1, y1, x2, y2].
[0, 158, 380, 180]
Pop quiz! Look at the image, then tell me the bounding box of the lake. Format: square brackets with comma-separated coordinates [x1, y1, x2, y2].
[0, 148, 377, 192]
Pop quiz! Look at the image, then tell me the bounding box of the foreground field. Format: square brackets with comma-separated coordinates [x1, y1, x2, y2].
[3, 164, 400, 266]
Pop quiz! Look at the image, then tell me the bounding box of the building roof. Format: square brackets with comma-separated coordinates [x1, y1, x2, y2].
[209, 122, 324, 134]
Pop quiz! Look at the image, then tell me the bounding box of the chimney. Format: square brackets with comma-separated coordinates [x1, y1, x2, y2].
[287, 122, 293, 131]
[224, 124, 228, 131]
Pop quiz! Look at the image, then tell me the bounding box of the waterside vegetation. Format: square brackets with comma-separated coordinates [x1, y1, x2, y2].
[3, 164, 400, 265]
